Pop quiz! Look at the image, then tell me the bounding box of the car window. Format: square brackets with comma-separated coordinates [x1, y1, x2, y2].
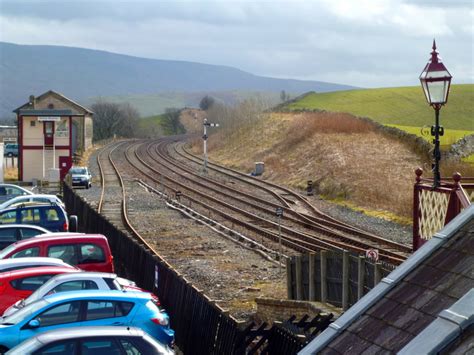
[0, 210, 17, 223]
[20, 227, 44, 238]
[20, 208, 41, 223]
[0, 227, 17, 239]
[81, 339, 121, 355]
[85, 301, 134, 321]
[52, 280, 99, 293]
[48, 245, 78, 265]
[80, 244, 105, 263]
[12, 247, 40, 258]
[10, 274, 55, 291]
[45, 208, 60, 221]
[32, 340, 77, 355]
[6, 186, 27, 196]
[35, 301, 81, 327]
[104, 277, 121, 290]
[120, 338, 146, 355]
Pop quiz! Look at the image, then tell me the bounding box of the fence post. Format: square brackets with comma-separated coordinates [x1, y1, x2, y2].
[374, 262, 382, 285]
[342, 250, 349, 310]
[295, 255, 303, 300]
[286, 258, 293, 299]
[309, 252, 316, 301]
[320, 250, 327, 303]
[357, 256, 365, 300]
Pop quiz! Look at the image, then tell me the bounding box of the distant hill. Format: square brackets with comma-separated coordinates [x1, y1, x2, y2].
[0, 42, 355, 118]
[285, 85, 474, 131]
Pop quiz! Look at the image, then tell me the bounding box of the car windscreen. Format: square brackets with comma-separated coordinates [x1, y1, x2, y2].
[0, 299, 48, 325]
[70, 168, 87, 175]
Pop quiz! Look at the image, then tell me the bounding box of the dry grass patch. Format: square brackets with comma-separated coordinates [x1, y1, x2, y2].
[203, 112, 430, 219]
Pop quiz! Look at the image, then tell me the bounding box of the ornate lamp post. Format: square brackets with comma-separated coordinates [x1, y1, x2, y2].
[419, 40, 452, 188]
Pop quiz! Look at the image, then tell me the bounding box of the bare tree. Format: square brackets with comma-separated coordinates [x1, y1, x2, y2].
[91, 100, 140, 141]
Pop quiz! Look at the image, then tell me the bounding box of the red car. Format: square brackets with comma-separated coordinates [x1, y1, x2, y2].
[0, 234, 114, 273]
[0, 266, 79, 314]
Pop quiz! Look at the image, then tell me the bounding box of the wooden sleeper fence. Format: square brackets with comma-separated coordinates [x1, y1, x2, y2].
[64, 184, 321, 354]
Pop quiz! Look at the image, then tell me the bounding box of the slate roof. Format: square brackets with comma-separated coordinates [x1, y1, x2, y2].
[13, 90, 93, 114]
[300, 205, 474, 354]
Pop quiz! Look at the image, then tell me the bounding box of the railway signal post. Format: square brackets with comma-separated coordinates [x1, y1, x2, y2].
[202, 118, 219, 174]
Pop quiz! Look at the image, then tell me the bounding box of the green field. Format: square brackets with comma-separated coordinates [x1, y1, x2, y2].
[387, 124, 472, 149]
[286, 84, 473, 131]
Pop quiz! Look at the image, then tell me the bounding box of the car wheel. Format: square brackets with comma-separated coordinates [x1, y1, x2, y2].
[0, 346, 9, 354]
[69, 215, 78, 232]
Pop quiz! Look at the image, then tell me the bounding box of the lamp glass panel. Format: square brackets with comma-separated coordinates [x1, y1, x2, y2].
[427, 81, 446, 104]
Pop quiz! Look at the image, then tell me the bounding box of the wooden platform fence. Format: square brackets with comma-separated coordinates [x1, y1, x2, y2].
[287, 251, 394, 310]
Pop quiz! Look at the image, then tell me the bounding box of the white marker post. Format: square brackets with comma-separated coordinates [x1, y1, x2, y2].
[202, 118, 219, 174]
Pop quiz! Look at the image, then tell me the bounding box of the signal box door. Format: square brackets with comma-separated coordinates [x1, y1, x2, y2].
[44, 121, 55, 146]
[59, 156, 72, 181]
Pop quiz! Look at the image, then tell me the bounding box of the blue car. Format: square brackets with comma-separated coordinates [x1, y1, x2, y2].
[0, 290, 174, 353]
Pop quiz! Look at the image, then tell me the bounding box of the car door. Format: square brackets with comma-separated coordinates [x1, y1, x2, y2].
[18, 300, 82, 343]
[41, 207, 63, 232]
[81, 300, 135, 327]
[0, 227, 20, 250]
[18, 227, 45, 241]
[0, 209, 19, 225]
[5, 274, 57, 311]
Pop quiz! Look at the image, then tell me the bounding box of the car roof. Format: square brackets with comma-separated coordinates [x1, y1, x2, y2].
[0, 224, 50, 231]
[43, 289, 151, 303]
[36, 232, 86, 238]
[6, 234, 108, 248]
[0, 266, 80, 278]
[47, 271, 116, 282]
[0, 257, 69, 267]
[33, 326, 143, 343]
[0, 204, 64, 214]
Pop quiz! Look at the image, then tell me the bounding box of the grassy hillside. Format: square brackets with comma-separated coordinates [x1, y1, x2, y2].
[286, 84, 474, 131]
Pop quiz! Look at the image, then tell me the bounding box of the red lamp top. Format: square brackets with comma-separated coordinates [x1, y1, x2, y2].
[419, 40, 452, 106]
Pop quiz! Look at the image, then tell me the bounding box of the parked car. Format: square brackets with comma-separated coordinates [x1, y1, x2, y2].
[0, 184, 33, 203]
[3, 271, 160, 317]
[0, 225, 49, 250]
[0, 290, 174, 352]
[0, 194, 65, 211]
[0, 203, 77, 232]
[6, 326, 174, 355]
[0, 257, 76, 273]
[65, 166, 92, 189]
[3, 144, 18, 158]
[0, 266, 80, 314]
[0, 234, 114, 273]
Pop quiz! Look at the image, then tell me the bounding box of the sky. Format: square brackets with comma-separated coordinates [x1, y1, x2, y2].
[0, 0, 472, 88]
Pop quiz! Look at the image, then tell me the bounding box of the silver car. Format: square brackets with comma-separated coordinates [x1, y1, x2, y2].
[0, 257, 75, 273]
[2, 272, 137, 317]
[6, 326, 174, 354]
[0, 194, 65, 211]
[0, 184, 33, 203]
[0, 225, 50, 250]
[66, 166, 92, 189]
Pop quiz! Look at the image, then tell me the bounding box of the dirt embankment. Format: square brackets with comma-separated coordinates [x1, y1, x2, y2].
[183, 110, 430, 222]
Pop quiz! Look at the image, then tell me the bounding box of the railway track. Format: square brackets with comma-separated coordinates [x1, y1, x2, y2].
[95, 138, 411, 265]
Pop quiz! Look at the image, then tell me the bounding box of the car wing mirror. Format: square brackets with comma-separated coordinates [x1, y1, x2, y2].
[28, 319, 40, 328]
